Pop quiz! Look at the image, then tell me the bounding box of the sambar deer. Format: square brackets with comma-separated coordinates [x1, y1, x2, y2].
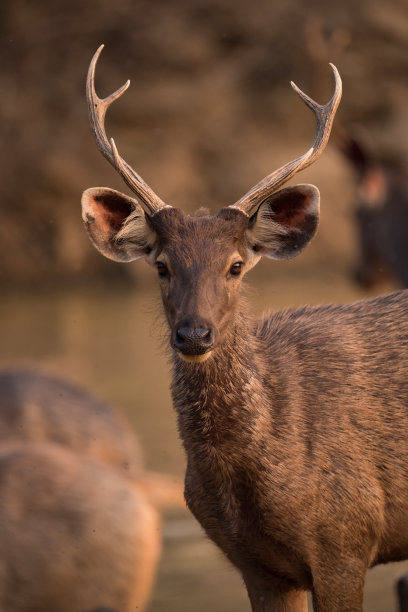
[0, 368, 183, 612]
[304, 17, 408, 290]
[0, 367, 143, 478]
[337, 126, 408, 289]
[0, 441, 159, 612]
[82, 45, 408, 612]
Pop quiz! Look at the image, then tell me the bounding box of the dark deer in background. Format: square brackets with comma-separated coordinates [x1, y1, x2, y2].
[305, 17, 408, 290]
[337, 126, 408, 288]
[82, 46, 408, 612]
[398, 574, 408, 612]
[0, 368, 183, 612]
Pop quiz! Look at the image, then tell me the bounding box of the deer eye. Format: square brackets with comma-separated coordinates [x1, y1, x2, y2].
[156, 261, 170, 278]
[229, 262, 243, 276]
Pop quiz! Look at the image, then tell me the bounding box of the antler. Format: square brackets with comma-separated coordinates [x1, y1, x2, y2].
[87, 45, 169, 216]
[229, 64, 342, 216]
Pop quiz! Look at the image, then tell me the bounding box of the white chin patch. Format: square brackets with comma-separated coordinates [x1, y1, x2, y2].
[177, 351, 213, 364]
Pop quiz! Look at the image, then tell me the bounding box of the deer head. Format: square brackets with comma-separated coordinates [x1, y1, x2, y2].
[82, 46, 342, 363]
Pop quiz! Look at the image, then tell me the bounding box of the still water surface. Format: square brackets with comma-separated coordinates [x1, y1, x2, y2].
[0, 270, 405, 611]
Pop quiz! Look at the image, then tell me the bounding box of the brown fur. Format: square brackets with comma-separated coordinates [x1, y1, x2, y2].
[80, 53, 408, 604]
[0, 367, 142, 479]
[0, 368, 184, 612]
[173, 288, 408, 612]
[0, 443, 160, 612]
[82, 192, 408, 611]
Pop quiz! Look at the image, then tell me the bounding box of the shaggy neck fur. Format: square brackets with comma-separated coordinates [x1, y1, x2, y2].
[171, 301, 271, 462]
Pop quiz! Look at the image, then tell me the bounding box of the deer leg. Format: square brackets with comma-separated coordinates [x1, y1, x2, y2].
[246, 585, 308, 612]
[311, 562, 366, 612]
[243, 572, 308, 612]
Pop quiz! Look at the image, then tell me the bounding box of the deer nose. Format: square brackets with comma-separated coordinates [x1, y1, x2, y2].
[174, 327, 213, 355]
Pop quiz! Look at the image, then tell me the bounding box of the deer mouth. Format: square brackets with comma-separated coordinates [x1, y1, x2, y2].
[176, 350, 214, 364]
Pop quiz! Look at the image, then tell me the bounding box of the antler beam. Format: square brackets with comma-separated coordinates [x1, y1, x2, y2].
[230, 64, 342, 216]
[87, 45, 168, 215]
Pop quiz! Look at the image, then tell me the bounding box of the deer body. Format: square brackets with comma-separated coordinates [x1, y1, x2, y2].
[173, 288, 408, 610]
[337, 128, 408, 289]
[0, 368, 183, 612]
[0, 367, 142, 478]
[0, 441, 160, 612]
[82, 46, 408, 611]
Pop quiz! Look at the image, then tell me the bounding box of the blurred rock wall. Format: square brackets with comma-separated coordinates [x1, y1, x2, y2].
[1, 0, 408, 288]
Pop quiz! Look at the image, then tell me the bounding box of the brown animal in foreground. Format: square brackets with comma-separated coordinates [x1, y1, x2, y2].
[0, 368, 183, 612]
[81, 45, 408, 612]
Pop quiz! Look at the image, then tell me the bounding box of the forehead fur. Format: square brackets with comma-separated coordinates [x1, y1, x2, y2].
[150, 207, 249, 264]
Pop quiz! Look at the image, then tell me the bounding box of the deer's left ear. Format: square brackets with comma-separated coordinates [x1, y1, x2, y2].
[246, 184, 320, 260]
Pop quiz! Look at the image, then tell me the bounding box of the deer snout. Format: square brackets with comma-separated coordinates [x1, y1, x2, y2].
[173, 326, 214, 356]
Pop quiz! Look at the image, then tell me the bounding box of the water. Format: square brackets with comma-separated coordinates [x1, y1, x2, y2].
[0, 270, 406, 611]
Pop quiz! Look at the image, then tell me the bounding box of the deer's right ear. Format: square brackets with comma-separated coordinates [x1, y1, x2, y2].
[81, 187, 157, 262]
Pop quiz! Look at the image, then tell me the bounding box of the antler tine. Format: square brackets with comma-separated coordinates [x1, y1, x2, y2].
[230, 64, 342, 216]
[87, 45, 168, 215]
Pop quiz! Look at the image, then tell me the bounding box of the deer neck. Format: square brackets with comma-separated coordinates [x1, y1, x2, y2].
[171, 305, 267, 452]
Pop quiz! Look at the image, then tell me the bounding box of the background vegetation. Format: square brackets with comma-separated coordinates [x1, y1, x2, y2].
[1, 0, 408, 288]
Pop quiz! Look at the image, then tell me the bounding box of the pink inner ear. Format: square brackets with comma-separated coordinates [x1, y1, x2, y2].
[267, 192, 308, 228]
[91, 194, 134, 234]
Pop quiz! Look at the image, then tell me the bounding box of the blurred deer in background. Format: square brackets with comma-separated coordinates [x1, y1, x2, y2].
[0, 368, 183, 612]
[336, 125, 408, 288]
[398, 574, 408, 612]
[0, 367, 142, 476]
[306, 17, 408, 289]
[82, 46, 408, 612]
